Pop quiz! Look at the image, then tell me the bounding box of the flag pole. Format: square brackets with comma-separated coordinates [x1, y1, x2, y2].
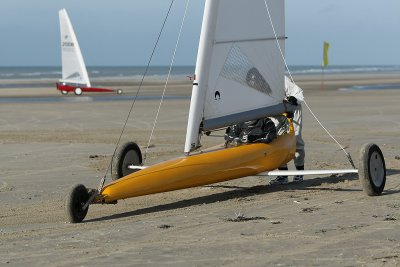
[321, 41, 330, 90]
[321, 64, 324, 90]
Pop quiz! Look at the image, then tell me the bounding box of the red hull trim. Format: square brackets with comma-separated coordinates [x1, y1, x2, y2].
[56, 83, 117, 94]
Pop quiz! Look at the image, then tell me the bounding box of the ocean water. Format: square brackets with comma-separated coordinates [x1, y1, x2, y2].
[1, 65, 400, 80]
[338, 84, 400, 91]
[288, 65, 400, 75]
[0, 66, 195, 80]
[0, 65, 399, 93]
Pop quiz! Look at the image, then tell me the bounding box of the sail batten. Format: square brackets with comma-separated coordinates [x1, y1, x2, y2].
[215, 36, 286, 45]
[203, 102, 295, 131]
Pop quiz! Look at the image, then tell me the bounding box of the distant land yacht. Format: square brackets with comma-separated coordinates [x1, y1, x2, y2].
[56, 9, 122, 96]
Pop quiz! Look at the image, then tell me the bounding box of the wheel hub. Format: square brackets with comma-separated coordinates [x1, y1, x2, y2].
[369, 151, 384, 187]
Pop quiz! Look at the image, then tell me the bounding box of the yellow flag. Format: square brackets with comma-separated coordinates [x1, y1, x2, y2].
[323, 41, 330, 67]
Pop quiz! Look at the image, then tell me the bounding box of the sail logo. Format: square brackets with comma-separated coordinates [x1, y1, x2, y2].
[245, 67, 271, 95]
[220, 45, 272, 96]
[62, 42, 75, 47]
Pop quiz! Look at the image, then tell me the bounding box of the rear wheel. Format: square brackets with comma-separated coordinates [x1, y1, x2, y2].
[74, 88, 83, 96]
[358, 143, 386, 196]
[111, 142, 142, 180]
[65, 184, 90, 223]
[61, 90, 68, 95]
[117, 89, 123, 95]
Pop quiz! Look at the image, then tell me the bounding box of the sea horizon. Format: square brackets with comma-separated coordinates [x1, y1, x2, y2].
[0, 65, 399, 81]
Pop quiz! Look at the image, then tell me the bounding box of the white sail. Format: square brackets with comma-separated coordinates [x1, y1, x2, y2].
[185, 0, 286, 153]
[59, 9, 91, 87]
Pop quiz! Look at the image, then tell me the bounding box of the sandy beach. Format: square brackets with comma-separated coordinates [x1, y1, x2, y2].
[0, 73, 400, 266]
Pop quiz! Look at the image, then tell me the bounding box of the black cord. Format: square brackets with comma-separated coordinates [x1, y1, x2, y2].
[102, 0, 175, 187]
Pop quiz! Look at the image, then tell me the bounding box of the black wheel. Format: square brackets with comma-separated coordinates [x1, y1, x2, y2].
[358, 143, 386, 196]
[74, 88, 83, 96]
[65, 184, 90, 223]
[116, 89, 123, 95]
[61, 90, 68, 95]
[111, 142, 142, 180]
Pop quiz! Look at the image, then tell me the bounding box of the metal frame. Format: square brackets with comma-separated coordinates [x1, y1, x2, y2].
[258, 169, 358, 176]
[129, 165, 359, 176]
[128, 165, 147, 170]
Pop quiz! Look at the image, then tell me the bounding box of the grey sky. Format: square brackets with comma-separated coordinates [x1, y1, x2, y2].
[0, 0, 399, 66]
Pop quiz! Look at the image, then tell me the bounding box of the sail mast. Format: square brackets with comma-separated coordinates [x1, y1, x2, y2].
[184, 0, 220, 154]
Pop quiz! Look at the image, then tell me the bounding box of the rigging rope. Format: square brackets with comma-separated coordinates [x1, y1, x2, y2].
[144, 0, 191, 163]
[98, 0, 176, 192]
[263, 0, 356, 169]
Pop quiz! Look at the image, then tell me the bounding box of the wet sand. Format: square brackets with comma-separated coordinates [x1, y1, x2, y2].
[0, 74, 399, 266]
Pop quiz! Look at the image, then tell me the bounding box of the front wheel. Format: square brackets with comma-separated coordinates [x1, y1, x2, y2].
[61, 90, 68, 95]
[358, 143, 386, 196]
[116, 89, 123, 95]
[74, 88, 83, 96]
[65, 184, 90, 223]
[111, 142, 143, 180]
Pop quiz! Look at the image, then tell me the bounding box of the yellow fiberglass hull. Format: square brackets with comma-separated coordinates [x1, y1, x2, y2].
[99, 130, 296, 203]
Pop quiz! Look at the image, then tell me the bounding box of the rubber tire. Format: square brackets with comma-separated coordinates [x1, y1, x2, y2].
[358, 143, 386, 196]
[74, 88, 83, 96]
[111, 142, 142, 180]
[65, 184, 90, 223]
[117, 89, 123, 95]
[61, 90, 68, 95]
